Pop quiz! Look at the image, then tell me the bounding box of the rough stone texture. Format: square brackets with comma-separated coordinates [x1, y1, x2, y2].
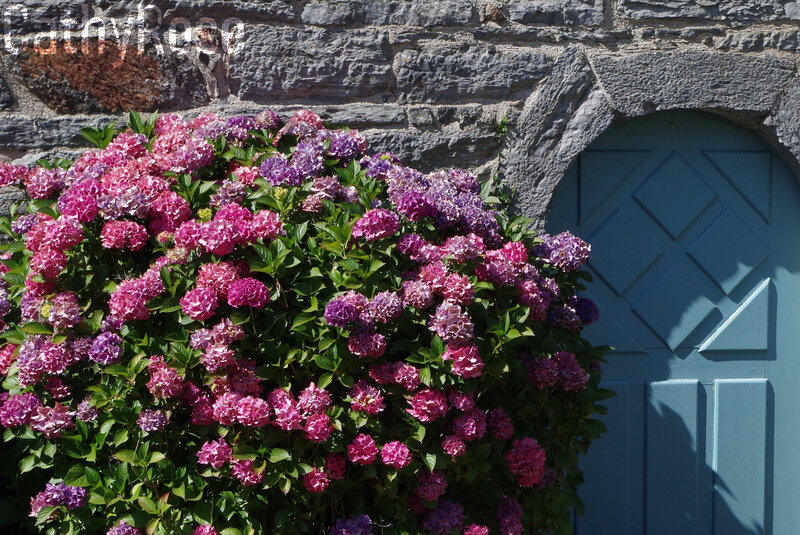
[504, 46, 613, 226]
[0, 77, 12, 111]
[590, 51, 796, 117]
[619, 0, 800, 21]
[394, 43, 553, 102]
[508, 0, 605, 26]
[6, 39, 209, 113]
[228, 27, 394, 104]
[765, 78, 800, 177]
[4, 0, 800, 228]
[0, 186, 26, 218]
[301, 0, 474, 26]
[0, 115, 116, 149]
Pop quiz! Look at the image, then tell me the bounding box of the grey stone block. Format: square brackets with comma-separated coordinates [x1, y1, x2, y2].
[507, 0, 604, 25]
[0, 115, 116, 150]
[590, 51, 796, 117]
[365, 0, 474, 26]
[0, 77, 12, 110]
[503, 46, 613, 227]
[619, 0, 799, 21]
[365, 127, 498, 173]
[0, 186, 26, 218]
[228, 27, 394, 103]
[394, 43, 552, 103]
[301, 1, 365, 25]
[766, 77, 800, 177]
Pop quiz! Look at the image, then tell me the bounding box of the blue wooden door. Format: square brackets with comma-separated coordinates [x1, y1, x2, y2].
[547, 111, 800, 535]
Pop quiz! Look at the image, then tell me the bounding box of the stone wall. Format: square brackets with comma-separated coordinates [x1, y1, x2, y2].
[2, 0, 800, 223]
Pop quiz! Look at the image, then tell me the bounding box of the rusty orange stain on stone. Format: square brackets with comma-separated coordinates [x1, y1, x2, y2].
[19, 38, 167, 113]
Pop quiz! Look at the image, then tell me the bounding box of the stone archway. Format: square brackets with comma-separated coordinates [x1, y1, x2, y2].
[503, 46, 800, 228]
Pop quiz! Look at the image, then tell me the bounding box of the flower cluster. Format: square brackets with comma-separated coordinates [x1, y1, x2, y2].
[0, 109, 606, 535]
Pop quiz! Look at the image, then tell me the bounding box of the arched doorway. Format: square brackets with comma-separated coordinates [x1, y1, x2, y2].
[547, 111, 800, 534]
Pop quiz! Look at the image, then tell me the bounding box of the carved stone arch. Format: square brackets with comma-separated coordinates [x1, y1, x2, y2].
[503, 46, 800, 228]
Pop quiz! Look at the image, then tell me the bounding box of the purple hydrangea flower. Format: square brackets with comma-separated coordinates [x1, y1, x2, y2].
[327, 131, 361, 159]
[331, 514, 372, 535]
[429, 300, 474, 345]
[569, 295, 599, 325]
[533, 231, 591, 272]
[137, 409, 168, 432]
[424, 500, 465, 535]
[89, 332, 122, 365]
[254, 109, 281, 131]
[259, 155, 302, 187]
[365, 291, 403, 324]
[324, 298, 361, 328]
[12, 213, 39, 235]
[107, 520, 143, 535]
[0, 393, 41, 427]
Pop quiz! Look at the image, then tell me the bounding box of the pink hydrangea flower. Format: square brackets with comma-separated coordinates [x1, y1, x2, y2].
[231, 459, 264, 486]
[303, 469, 330, 493]
[487, 407, 514, 440]
[146, 355, 184, 399]
[453, 409, 486, 442]
[348, 380, 385, 414]
[236, 396, 271, 427]
[347, 433, 379, 465]
[101, 220, 149, 251]
[442, 344, 484, 379]
[212, 392, 242, 426]
[196, 262, 240, 298]
[380, 441, 411, 469]
[505, 437, 547, 487]
[464, 524, 490, 535]
[326, 454, 346, 480]
[227, 278, 270, 308]
[297, 382, 332, 417]
[268, 388, 302, 430]
[351, 209, 400, 241]
[406, 388, 448, 422]
[304, 413, 333, 442]
[180, 287, 219, 321]
[197, 438, 232, 468]
[416, 470, 447, 501]
[193, 526, 219, 535]
[442, 435, 466, 458]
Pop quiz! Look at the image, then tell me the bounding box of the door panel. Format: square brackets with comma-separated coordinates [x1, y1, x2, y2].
[547, 111, 800, 534]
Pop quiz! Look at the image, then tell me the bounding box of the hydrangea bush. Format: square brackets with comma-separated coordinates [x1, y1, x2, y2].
[0, 108, 611, 535]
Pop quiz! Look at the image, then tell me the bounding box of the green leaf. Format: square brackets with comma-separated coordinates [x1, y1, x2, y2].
[64, 464, 87, 486]
[423, 452, 437, 472]
[35, 506, 56, 526]
[19, 454, 35, 474]
[114, 450, 136, 463]
[20, 322, 53, 335]
[148, 452, 166, 464]
[129, 111, 144, 134]
[269, 448, 291, 463]
[138, 495, 158, 515]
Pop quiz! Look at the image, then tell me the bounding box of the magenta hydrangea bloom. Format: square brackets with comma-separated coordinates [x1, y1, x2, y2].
[231, 459, 264, 486]
[180, 287, 219, 321]
[347, 326, 386, 359]
[505, 437, 547, 487]
[380, 440, 412, 469]
[0, 393, 41, 427]
[347, 433, 379, 465]
[303, 469, 330, 493]
[304, 413, 333, 443]
[227, 278, 270, 309]
[348, 380, 385, 414]
[442, 344, 484, 379]
[29, 403, 75, 438]
[464, 524, 490, 535]
[193, 526, 219, 535]
[556, 351, 589, 392]
[197, 439, 232, 469]
[351, 209, 400, 241]
[236, 396, 271, 427]
[416, 470, 448, 501]
[406, 388, 448, 422]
